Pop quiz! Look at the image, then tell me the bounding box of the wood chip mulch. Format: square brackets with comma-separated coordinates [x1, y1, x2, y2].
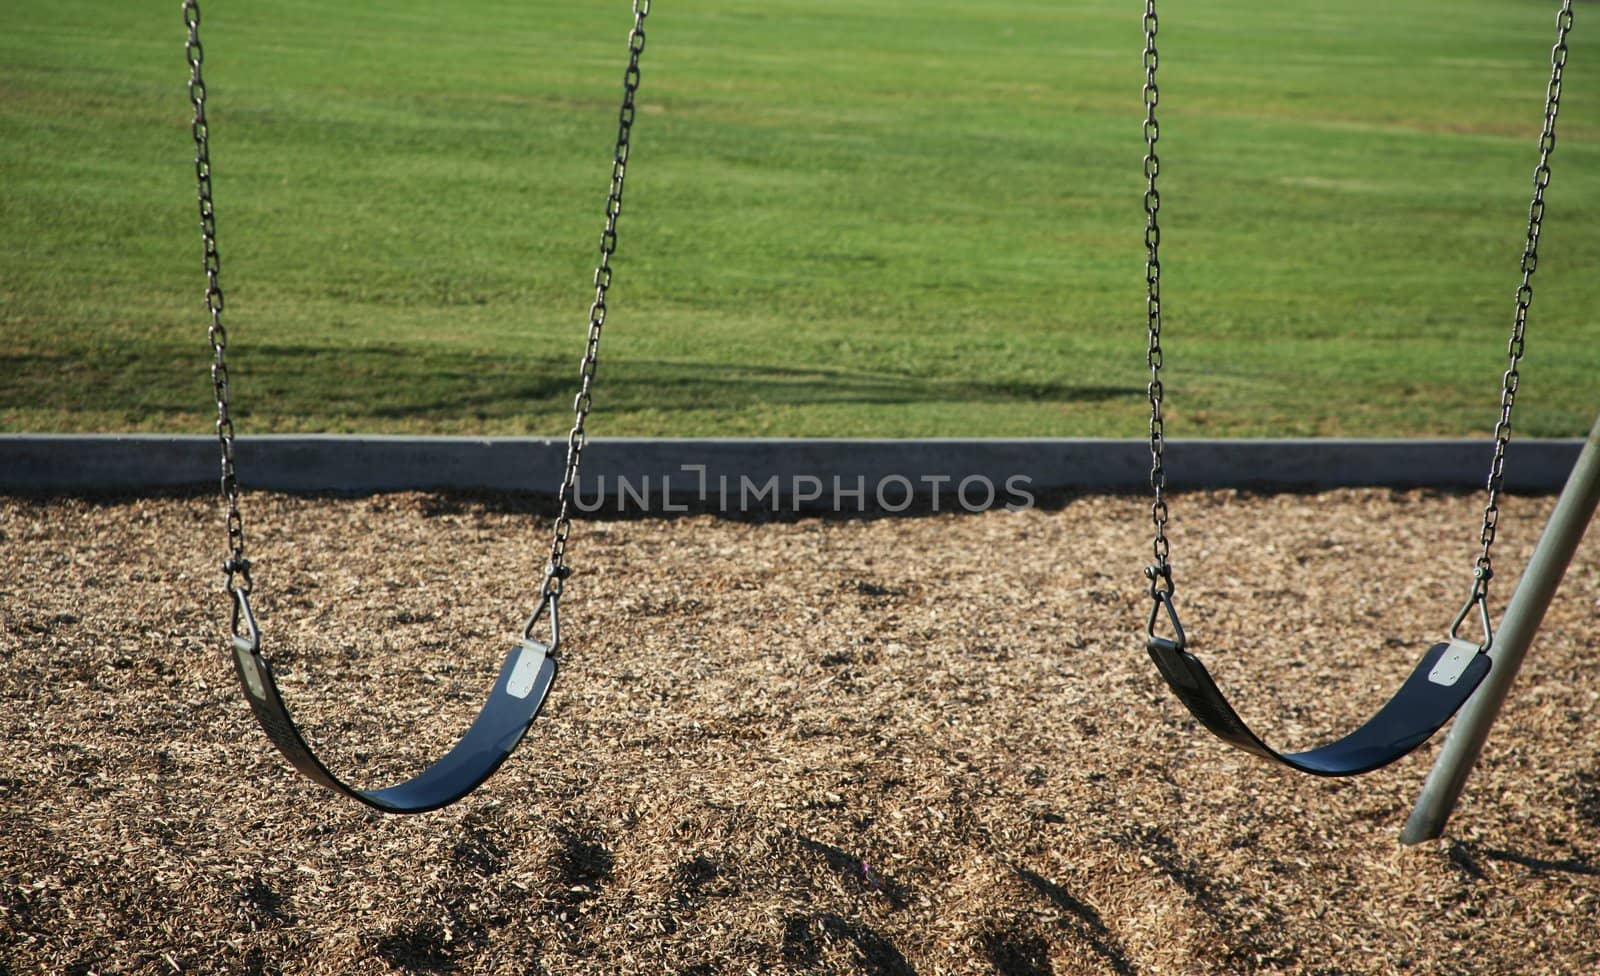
[2, 489, 1597, 976]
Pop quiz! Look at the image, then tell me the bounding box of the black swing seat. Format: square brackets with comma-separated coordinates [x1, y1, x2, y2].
[230, 634, 557, 813]
[1146, 637, 1490, 777]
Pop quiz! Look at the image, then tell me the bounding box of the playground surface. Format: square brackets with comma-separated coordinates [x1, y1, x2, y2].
[3, 488, 1597, 975]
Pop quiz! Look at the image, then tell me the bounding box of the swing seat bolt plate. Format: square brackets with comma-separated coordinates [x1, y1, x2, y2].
[1428, 637, 1481, 687]
[232, 634, 267, 700]
[507, 640, 552, 699]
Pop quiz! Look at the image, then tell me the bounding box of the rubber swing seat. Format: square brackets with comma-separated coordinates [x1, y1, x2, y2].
[230, 633, 556, 813]
[1146, 637, 1490, 777]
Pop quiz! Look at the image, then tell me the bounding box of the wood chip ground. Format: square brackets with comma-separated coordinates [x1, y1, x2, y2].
[2, 489, 1597, 975]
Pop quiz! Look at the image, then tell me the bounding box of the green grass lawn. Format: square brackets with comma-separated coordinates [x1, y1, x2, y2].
[2, 0, 1596, 438]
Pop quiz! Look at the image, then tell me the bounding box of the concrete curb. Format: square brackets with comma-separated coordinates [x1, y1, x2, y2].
[0, 436, 1583, 509]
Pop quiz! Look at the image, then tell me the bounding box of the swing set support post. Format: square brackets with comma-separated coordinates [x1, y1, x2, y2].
[1402, 409, 1600, 845]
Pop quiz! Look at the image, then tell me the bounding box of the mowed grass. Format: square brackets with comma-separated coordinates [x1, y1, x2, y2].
[2, 0, 1596, 437]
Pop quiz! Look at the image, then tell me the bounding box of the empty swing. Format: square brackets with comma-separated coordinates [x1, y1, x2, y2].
[1136, 0, 1575, 775]
[180, 1, 653, 812]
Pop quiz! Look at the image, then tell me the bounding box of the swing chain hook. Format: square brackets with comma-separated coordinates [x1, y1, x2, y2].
[522, 585, 561, 651]
[220, 554, 258, 645]
[1146, 588, 1187, 654]
[1448, 564, 1495, 652]
[226, 568, 260, 649]
[1145, 562, 1174, 599]
[539, 561, 571, 600]
[222, 555, 253, 594]
[1145, 564, 1185, 651]
[524, 563, 568, 648]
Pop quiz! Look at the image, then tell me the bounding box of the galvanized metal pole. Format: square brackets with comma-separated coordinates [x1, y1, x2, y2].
[1401, 411, 1600, 845]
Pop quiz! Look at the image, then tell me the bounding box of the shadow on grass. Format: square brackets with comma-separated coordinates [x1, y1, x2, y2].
[0, 342, 1136, 427]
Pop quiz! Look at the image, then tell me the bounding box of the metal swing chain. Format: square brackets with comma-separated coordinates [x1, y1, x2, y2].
[1466, 0, 1574, 623]
[1141, 0, 1575, 648]
[531, 0, 651, 635]
[186, 0, 649, 639]
[184, 0, 252, 603]
[1142, 0, 1172, 603]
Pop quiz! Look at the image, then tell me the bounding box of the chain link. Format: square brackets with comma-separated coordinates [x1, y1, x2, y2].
[540, 0, 651, 607]
[1475, 0, 1573, 583]
[184, 1, 250, 595]
[1142, 0, 1171, 596]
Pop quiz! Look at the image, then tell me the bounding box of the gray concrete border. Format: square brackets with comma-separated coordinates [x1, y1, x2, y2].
[0, 435, 1584, 509]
